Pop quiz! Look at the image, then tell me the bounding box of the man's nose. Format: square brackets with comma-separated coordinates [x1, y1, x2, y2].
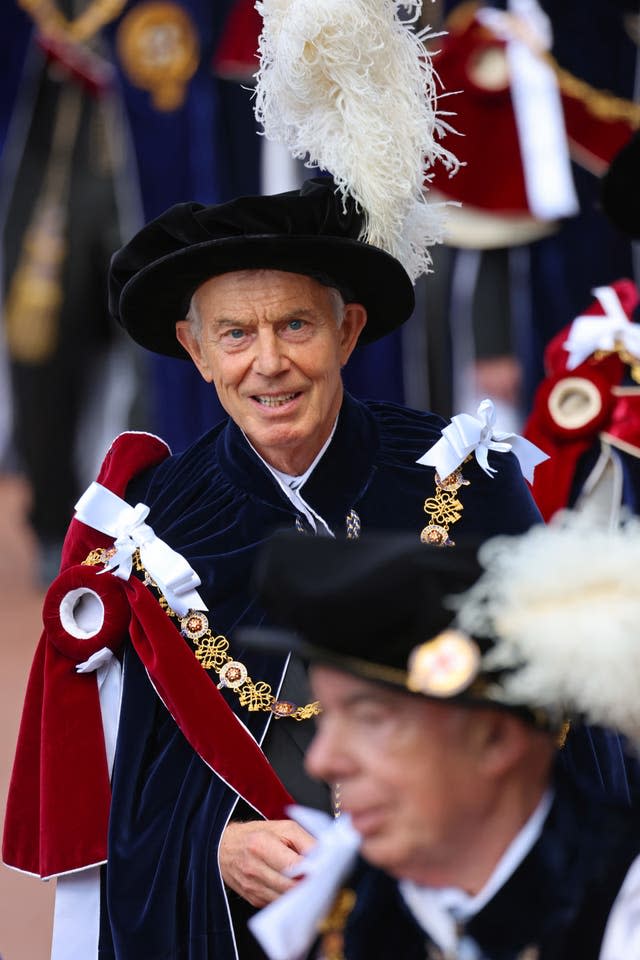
[252, 329, 289, 377]
[305, 723, 351, 783]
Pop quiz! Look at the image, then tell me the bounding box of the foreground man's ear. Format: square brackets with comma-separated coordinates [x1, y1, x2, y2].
[470, 709, 555, 782]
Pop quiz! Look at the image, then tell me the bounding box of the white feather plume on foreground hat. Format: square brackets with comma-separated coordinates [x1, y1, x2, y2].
[456, 512, 640, 746]
[253, 0, 459, 282]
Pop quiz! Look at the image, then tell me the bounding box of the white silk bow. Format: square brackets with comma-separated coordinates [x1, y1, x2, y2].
[417, 399, 548, 483]
[248, 807, 362, 960]
[74, 481, 207, 616]
[563, 286, 640, 371]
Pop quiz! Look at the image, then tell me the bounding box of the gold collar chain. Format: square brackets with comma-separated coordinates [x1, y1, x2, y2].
[82, 547, 321, 722]
[18, 0, 127, 44]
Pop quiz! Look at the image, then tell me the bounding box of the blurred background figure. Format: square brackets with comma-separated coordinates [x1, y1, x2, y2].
[420, 0, 640, 428]
[196, 0, 640, 433]
[523, 132, 640, 525]
[0, 0, 142, 585]
[0, 0, 289, 587]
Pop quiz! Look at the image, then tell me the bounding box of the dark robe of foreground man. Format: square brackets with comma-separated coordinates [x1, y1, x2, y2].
[244, 530, 640, 960]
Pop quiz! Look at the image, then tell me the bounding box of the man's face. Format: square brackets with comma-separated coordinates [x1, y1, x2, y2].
[305, 666, 490, 885]
[176, 270, 366, 474]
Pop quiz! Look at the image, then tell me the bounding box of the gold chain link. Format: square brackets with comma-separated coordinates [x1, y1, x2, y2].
[18, 0, 127, 44]
[420, 459, 471, 547]
[82, 547, 321, 722]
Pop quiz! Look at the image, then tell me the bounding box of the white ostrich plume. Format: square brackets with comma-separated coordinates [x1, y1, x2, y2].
[455, 511, 640, 747]
[253, 0, 459, 282]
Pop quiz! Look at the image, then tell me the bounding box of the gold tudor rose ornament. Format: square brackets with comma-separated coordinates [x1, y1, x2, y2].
[116, 1, 200, 111]
[407, 629, 481, 698]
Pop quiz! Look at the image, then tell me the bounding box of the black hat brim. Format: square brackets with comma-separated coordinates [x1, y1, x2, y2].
[237, 624, 411, 689]
[116, 234, 415, 359]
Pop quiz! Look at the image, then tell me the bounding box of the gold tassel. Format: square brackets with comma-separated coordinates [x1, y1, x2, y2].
[4, 81, 82, 364]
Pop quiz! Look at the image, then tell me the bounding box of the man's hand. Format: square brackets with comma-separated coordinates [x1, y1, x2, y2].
[219, 819, 316, 908]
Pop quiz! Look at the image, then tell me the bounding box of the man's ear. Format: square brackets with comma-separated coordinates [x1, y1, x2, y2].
[339, 304, 368, 366]
[469, 710, 537, 778]
[176, 320, 213, 382]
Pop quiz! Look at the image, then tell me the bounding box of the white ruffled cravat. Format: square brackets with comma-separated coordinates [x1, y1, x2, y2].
[416, 398, 548, 482]
[248, 807, 362, 960]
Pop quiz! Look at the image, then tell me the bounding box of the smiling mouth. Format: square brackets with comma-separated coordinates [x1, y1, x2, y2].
[349, 807, 387, 835]
[253, 392, 300, 407]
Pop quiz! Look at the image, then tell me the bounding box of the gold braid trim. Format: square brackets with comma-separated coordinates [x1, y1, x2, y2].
[438, 4, 640, 128]
[18, 0, 127, 44]
[420, 459, 471, 547]
[548, 56, 640, 128]
[82, 548, 321, 722]
[317, 889, 357, 960]
[593, 345, 640, 385]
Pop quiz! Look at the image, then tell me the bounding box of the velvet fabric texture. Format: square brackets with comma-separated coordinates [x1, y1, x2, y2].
[2, 432, 170, 879]
[333, 766, 640, 960]
[108, 177, 415, 359]
[3, 433, 291, 881]
[247, 532, 484, 674]
[98, 393, 546, 959]
[7, 393, 635, 957]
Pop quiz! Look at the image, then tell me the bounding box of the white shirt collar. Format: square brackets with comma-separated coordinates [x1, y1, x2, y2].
[399, 789, 554, 954]
[243, 418, 339, 534]
[267, 421, 337, 491]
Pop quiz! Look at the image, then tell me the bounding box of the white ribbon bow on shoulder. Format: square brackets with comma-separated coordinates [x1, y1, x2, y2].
[74, 481, 207, 617]
[249, 807, 362, 960]
[563, 285, 640, 371]
[417, 399, 548, 483]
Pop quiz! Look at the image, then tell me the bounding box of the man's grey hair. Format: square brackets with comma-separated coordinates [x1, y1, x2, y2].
[185, 279, 346, 341]
[186, 296, 202, 338]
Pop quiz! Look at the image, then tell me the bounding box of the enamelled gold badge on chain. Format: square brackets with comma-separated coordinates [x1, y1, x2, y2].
[421, 462, 471, 547]
[116, 2, 200, 111]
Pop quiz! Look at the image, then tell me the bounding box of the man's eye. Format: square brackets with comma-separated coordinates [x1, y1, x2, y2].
[226, 328, 245, 340]
[287, 319, 305, 331]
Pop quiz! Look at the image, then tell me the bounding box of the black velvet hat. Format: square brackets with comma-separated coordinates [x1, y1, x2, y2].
[600, 131, 640, 241]
[240, 531, 499, 704]
[108, 177, 416, 359]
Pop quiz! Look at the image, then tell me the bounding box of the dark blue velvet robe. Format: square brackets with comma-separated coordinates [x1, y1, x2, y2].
[95, 393, 625, 958]
[333, 766, 640, 960]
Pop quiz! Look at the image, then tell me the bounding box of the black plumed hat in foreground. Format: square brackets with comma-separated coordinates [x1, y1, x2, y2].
[239, 518, 640, 748]
[600, 132, 640, 241]
[240, 531, 498, 704]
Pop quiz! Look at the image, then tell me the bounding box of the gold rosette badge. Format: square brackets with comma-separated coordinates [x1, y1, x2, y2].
[116, 1, 200, 111]
[407, 629, 481, 698]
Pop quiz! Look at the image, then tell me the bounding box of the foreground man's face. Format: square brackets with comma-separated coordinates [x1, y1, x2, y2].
[176, 269, 366, 475]
[305, 666, 488, 885]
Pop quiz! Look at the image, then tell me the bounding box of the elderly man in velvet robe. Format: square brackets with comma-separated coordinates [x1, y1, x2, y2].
[245, 525, 640, 960]
[4, 177, 625, 960]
